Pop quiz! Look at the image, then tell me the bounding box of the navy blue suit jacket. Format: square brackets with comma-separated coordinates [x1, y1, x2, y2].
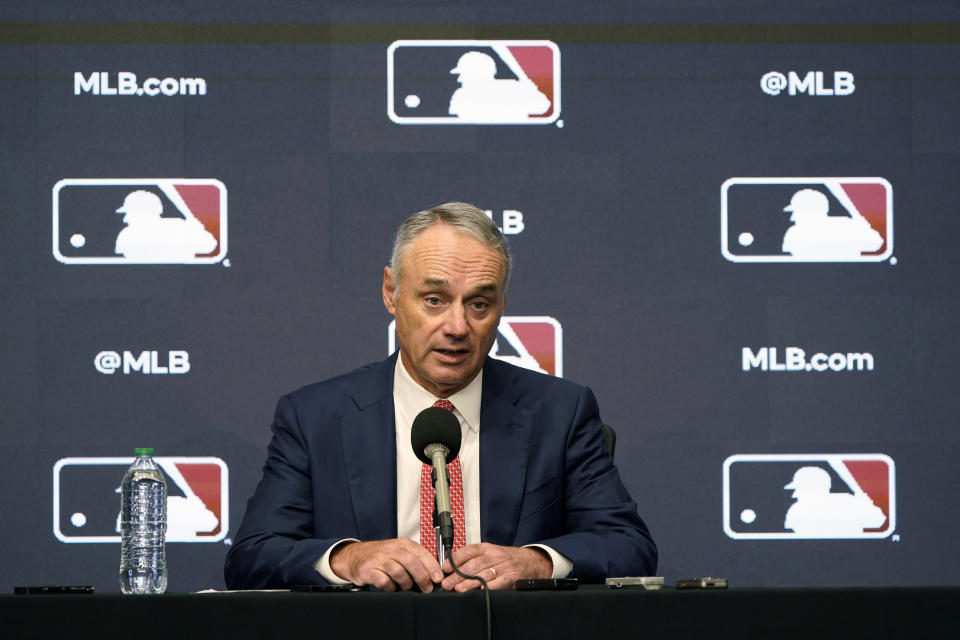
[224, 354, 657, 589]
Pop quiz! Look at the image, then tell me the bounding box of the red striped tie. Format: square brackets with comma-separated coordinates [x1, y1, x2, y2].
[419, 399, 466, 556]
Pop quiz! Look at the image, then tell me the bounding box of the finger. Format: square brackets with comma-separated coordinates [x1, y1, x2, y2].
[397, 540, 442, 589]
[463, 563, 515, 592]
[453, 575, 486, 592]
[487, 579, 513, 591]
[440, 569, 464, 591]
[443, 544, 483, 573]
[388, 541, 443, 592]
[365, 568, 398, 592]
[442, 544, 487, 579]
[453, 553, 519, 591]
[376, 557, 416, 591]
[453, 554, 498, 582]
[448, 543, 487, 568]
[407, 540, 443, 575]
[441, 558, 491, 591]
[401, 552, 439, 593]
[441, 561, 479, 591]
[485, 569, 515, 591]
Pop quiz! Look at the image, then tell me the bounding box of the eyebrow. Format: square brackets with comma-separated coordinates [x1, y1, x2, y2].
[472, 283, 499, 294]
[418, 279, 500, 295]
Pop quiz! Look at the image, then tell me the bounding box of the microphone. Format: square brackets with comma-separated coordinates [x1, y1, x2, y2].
[411, 407, 462, 554]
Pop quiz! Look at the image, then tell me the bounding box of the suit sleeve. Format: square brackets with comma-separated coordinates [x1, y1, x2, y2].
[533, 387, 658, 581]
[224, 395, 341, 589]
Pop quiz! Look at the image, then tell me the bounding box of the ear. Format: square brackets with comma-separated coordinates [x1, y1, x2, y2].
[382, 266, 397, 315]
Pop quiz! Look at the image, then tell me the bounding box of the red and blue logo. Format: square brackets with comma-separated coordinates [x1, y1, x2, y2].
[53, 456, 229, 543]
[53, 179, 227, 265]
[388, 40, 560, 125]
[723, 453, 895, 539]
[721, 178, 892, 263]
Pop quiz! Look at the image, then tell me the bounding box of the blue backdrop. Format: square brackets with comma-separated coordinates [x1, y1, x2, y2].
[1, 1, 958, 592]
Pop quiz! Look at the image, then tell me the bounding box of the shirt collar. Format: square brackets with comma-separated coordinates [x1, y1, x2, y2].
[395, 351, 481, 433]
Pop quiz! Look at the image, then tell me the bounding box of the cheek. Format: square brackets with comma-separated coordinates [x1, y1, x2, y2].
[398, 314, 435, 344]
[472, 320, 499, 346]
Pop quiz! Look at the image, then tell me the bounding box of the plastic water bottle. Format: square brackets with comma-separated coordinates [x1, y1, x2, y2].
[119, 448, 168, 594]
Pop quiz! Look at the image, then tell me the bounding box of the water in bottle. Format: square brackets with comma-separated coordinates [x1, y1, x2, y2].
[119, 448, 168, 594]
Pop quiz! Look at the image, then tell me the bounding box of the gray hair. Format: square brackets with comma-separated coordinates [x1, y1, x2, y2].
[390, 202, 512, 286]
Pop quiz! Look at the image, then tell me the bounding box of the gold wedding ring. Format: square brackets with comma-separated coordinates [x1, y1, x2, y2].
[489, 567, 497, 578]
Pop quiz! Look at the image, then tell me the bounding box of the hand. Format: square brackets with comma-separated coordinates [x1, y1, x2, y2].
[329, 538, 443, 592]
[441, 543, 553, 592]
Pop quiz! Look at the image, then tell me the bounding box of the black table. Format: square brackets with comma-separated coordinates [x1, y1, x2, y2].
[3, 586, 957, 639]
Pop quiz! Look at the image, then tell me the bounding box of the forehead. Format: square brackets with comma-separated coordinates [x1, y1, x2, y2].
[399, 224, 506, 286]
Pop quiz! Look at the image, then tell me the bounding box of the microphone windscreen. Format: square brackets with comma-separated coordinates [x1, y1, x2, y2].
[410, 406, 462, 465]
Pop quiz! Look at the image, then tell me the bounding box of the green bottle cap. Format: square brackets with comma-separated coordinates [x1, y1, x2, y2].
[134, 447, 155, 456]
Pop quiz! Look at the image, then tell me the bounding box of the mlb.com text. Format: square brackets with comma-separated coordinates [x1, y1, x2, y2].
[742, 347, 874, 372]
[74, 72, 207, 97]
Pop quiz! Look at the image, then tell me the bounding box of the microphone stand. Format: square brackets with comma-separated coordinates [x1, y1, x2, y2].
[431, 470, 447, 567]
[431, 466, 489, 596]
[427, 448, 455, 559]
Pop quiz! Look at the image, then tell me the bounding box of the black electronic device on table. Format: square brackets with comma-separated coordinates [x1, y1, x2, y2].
[14, 585, 95, 595]
[515, 578, 579, 591]
[676, 577, 728, 589]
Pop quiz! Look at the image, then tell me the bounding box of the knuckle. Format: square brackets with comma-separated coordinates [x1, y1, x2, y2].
[372, 575, 394, 591]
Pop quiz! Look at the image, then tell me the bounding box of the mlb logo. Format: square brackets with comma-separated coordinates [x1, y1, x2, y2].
[53, 179, 228, 264]
[389, 316, 563, 376]
[722, 453, 895, 540]
[53, 456, 229, 543]
[388, 40, 561, 125]
[721, 178, 893, 262]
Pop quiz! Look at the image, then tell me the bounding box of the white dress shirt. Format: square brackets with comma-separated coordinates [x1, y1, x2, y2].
[315, 353, 571, 582]
[392, 350, 483, 547]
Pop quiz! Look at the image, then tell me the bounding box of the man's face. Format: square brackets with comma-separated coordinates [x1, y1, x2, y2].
[383, 223, 507, 398]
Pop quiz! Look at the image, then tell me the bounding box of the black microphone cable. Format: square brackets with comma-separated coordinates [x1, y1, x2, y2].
[446, 545, 492, 640]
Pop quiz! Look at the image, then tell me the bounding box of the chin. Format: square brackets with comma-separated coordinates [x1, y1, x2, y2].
[428, 369, 474, 390]
[430, 373, 469, 388]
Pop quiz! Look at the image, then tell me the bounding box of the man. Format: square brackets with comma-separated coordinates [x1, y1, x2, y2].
[224, 202, 656, 592]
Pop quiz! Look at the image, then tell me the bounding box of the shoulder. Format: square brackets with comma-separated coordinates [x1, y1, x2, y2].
[484, 357, 592, 405]
[282, 356, 394, 411]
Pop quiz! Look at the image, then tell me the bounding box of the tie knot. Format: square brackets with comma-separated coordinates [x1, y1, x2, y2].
[432, 399, 455, 412]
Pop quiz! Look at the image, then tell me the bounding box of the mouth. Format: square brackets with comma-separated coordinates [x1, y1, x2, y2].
[433, 347, 470, 362]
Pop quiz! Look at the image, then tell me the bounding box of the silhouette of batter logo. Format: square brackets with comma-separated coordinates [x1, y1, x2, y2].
[53, 456, 229, 543]
[447, 51, 550, 122]
[720, 178, 893, 263]
[722, 454, 895, 540]
[52, 179, 228, 265]
[782, 466, 887, 537]
[114, 190, 217, 260]
[388, 40, 561, 125]
[781, 189, 883, 259]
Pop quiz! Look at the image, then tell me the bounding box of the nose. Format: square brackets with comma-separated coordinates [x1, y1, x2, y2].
[442, 304, 469, 339]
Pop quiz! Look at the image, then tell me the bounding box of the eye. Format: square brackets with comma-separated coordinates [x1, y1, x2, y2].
[425, 296, 442, 306]
[471, 300, 489, 311]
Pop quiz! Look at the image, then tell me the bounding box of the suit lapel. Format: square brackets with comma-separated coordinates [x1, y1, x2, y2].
[340, 355, 398, 540]
[479, 359, 534, 545]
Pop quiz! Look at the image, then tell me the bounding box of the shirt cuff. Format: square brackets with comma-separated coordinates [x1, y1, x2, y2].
[524, 544, 573, 579]
[313, 538, 360, 584]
